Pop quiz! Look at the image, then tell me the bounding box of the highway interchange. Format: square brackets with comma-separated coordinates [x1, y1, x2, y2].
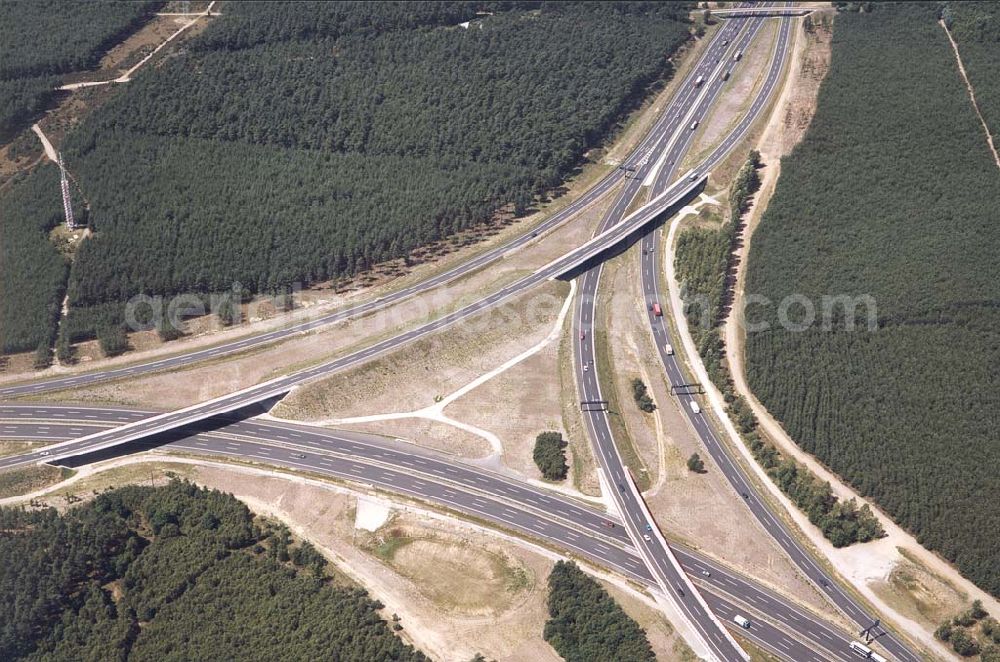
[0, 403, 879, 662]
[573, 13, 770, 662]
[0, 6, 923, 662]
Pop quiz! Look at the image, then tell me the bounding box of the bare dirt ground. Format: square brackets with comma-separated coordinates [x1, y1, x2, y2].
[270, 279, 571, 462]
[442, 307, 598, 490]
[720, 12, 1000, 656]
[273, 279, 570, 421]
[870, 547, 970, 634]
[13, 459, 691, 661]
[601, 238, 834, 617]
[0, 464, 68, 499]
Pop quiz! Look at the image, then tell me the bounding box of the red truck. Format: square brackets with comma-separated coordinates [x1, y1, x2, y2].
[652, 302, 662, 317]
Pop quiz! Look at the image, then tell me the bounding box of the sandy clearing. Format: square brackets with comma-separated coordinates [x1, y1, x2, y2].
[271, 278, 570, 420]
[57, 2, 217, 90]
[301, 280, 576, 459]
[355, 496, 391, 531]
[30, 124, 58, 163]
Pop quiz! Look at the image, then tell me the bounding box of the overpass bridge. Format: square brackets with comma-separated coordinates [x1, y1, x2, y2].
[712, 6, 814, 18]
[6, 172, 709, 470]
[541, 172, 708, 280]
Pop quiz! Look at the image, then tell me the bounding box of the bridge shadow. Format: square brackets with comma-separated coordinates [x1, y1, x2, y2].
[554, 181, 705, 282]
[52, 394, 287, 469]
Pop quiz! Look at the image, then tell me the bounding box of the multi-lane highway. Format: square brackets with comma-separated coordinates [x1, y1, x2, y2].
[0, 7, 922, 662]
[0, 10, 714, 404]
[0, 8, 814, 661]
[0, 169, 709, 471]
[0, 35, 750, 472]
[635, 9, 921, 662]
[571, 15, 771, 662]
[0, 403, 866, 661]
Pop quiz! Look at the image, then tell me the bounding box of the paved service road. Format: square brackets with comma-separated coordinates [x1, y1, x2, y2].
[636, 7, 921, 662]
[0, 403, 865, 662]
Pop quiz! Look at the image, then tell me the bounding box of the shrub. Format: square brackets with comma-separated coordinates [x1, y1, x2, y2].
[630, 378, 656, 413]
[533, 432, 569, 481]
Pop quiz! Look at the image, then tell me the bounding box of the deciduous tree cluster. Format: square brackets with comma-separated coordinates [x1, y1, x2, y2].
[533, 431, 569, 481]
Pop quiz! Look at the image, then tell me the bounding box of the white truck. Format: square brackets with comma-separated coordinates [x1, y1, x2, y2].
[689, 400, 701, 415]
[694, 74, 705, 86]
[664, 343, 674, 356]
[733, 615, 751, 629]
[849, 641, 873, 657]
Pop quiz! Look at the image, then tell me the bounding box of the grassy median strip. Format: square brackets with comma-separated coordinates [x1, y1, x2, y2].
[591, 324, 651, 492]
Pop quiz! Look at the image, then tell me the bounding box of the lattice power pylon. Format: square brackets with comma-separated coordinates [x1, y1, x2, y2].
[58, 152, 76, 229]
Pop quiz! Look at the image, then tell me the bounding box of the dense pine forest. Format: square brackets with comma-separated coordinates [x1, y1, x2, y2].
[945, 1, 1000, 147]
[543, 560, 656, 662]
[0, 481, 427, 661]
[744, 3, 1000, 597]
[38, 1, 692, 346]
[675, 153, 884, 548]
[0, 0, 161, 141]
[0, 166, 68, 355]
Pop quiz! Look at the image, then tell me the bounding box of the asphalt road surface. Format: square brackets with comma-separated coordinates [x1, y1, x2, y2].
[635, 8, 920, 662]
[0, 403, 866, 662]
[0, 8, 916, 662]
[0, 10, 804, 662]
[571, 15, 771, 662]
[0, 14, 761, 474]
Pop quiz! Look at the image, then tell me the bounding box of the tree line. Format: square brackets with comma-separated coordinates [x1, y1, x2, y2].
[743, 3, 1000, 597]
[544, 560, 655, 662]
[675, 150, 885, 547]
[0, 480, 427, 661]
[0, 165, 68, 355]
